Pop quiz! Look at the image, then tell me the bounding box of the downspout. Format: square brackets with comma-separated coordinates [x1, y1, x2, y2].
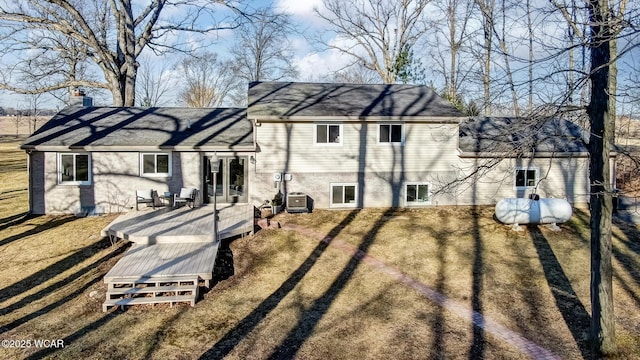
[26, 150, 33, 215]
[252, 118, 259, 173]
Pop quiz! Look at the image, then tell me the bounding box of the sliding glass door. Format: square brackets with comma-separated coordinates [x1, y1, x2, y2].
[203, 156, 247, 204]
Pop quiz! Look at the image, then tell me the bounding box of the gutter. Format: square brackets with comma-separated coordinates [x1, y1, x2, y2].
[19, 145, 257, 152]
[250, 115, 465, 123]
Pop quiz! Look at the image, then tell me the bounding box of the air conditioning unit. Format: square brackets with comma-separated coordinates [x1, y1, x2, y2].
[286, 192, 309, 213]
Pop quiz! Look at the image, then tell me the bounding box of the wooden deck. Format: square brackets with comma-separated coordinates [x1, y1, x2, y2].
[104, 242, 219, 285]
[101, 203, 255, 308]
[101, 204, 255, 244]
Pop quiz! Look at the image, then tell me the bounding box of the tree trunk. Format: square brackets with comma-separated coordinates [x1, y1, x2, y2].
[499, 0, 518, 116]
[527, 0, 533, 112]
[587, 0, 616, 354]
[476, 0, 494, 115]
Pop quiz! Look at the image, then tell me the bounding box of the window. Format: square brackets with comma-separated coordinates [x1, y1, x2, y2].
[379, 124, 403, 143]
[316, 124, 341, 144]
[140, 153, 171, 177]
[58, 153, 90, 185]
[515, 168, 537, 188]
[330, 183, 357, 207]
[406, 183, 431, 205]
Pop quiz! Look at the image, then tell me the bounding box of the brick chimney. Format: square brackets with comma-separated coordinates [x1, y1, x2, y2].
[70, 88, 93, 107]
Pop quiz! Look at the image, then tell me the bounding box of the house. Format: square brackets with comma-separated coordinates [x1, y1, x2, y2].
[20, 81, 602, 215]
[20, 105, 253, 214]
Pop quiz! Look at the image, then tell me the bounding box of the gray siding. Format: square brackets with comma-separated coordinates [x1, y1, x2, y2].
[250, 170, 457, 209]
[33, 151, 206, 214]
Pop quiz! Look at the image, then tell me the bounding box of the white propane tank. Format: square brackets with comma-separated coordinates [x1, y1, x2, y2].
[495, 197, 572, 225]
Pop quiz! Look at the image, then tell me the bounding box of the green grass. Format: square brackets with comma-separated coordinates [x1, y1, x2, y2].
[1, 138, 639, 359]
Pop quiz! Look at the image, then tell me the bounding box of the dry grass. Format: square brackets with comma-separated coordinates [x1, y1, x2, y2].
[1, 138, 639, 359]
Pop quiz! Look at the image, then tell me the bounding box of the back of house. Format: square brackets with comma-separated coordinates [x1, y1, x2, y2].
[21, 82, 597, 215]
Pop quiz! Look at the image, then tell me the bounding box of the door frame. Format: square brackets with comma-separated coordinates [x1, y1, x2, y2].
[202, 155, 248, 204]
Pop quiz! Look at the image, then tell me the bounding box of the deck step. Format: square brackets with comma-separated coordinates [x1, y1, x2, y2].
[106, 284, 197, 297]
[104, 275, 198, 284]
[102, 295, 196, 312]
[106, 275, 199, 287]
[103, 275, 199, 312]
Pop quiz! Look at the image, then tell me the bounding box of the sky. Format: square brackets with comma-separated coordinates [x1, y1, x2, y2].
[0, 0, 350, 110]
[0, 0, 638, 114]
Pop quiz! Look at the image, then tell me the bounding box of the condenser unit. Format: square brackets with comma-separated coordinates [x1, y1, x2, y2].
[286, 192, 309, 213]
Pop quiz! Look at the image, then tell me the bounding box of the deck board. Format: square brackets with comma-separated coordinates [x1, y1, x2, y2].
[104, 242, 219, 282]
[101, 204, 254, 244]
[102, 204, 253, 285]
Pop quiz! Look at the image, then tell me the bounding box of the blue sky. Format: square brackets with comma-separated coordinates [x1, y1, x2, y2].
[1, 0, 638, 115]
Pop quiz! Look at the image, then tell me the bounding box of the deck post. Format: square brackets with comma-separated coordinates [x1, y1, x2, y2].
[208, 154, 219, 244]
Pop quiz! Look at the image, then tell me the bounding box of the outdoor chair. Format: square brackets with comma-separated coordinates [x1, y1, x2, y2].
[174, 188, 198, 208]
[135, 189, 158, 211]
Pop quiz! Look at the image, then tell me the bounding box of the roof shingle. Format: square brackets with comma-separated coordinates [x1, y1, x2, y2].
[247, 82, 464, 120]
[21, 107, 253, 151]
[458, 116, 588, 154]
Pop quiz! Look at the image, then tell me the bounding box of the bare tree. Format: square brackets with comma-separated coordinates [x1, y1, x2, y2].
[0, 0, 242, 106]
[474, 0, 496, 115]
[230, 8, 298, 83]
[550, 0, 639, 354]
[430, 0, 474, 101]
[27, 93, 42, 134]
[136, 56, 173, 107]
[493, 0, 519, 116]
[176, 52, 240, 108]
[327, 63, 380, 84]
[315, 0, 431, 84]
[10, 111, 23, 137]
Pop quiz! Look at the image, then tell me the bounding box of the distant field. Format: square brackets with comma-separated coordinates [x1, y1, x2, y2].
[0, 116, 50, 136]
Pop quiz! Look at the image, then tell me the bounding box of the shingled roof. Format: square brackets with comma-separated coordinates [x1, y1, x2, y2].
[247, 81, 464, 120]
[21, 106, 253, 151]
[458, 116, 589, 156]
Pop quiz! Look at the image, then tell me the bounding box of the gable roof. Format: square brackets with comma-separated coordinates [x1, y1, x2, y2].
[247, 81, 464, 121]
[21, 106, 253, 151]
[458, 116, 589, 156]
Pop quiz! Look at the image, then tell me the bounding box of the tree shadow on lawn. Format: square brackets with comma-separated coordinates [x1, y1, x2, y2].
[0, 235, 119, 304]
[199, 210, 361, 359]
[266, 209, 394, 359]
[0, 211, 30, 231]
[0, 240, 129, 332]
[23, 309, 122, 360]
[0, 215, 77, 248]
[529, 225, 594, 359]
[574, 208, 640, 307]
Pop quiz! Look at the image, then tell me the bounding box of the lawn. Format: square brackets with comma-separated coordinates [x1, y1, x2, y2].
[1, 137, 639, 359]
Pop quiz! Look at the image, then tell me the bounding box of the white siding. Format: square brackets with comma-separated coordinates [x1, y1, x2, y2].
[255, 122, 459, 173]
[454, 156, 590, 205]
[250, 121, 460, 209]
[35, 151, 207, 214]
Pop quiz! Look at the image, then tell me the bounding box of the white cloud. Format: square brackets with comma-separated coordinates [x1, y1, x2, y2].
[273, 0, 327, 27]
[293, 48, 353, 81]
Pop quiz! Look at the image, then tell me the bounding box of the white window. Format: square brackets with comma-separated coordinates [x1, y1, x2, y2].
[330, 183, 357, 208]
[406, 183, 431, 205]
[316, 124, 342, 144]
[379, 123, 403, 144]
[140, 153, 172, 177]
[515, 168, 537, 188]
[58, 153, 91, 185]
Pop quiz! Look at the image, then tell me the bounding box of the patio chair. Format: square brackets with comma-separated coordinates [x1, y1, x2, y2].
[174, 188, 198, 208]
[135, 189, 158, 211]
